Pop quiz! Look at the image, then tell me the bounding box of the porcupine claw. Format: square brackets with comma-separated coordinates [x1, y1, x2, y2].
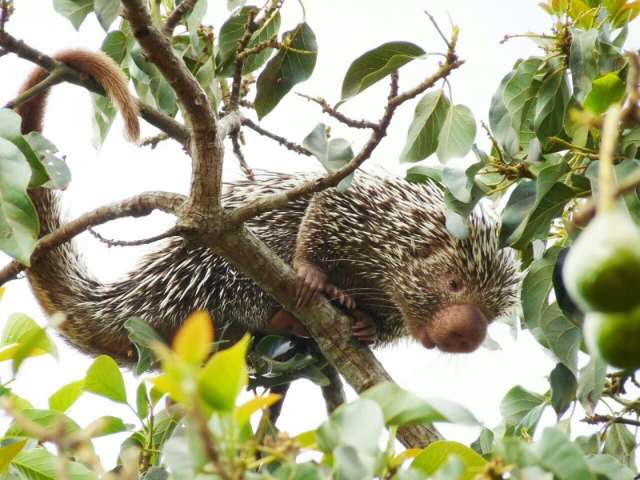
[351, 310, 376, 345]
[295, 263, 356, 310]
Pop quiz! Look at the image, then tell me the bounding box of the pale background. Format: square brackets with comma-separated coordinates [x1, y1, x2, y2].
[0, 0, 634, 468]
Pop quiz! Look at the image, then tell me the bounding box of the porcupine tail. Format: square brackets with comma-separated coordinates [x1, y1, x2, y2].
[15, 49, 141, 361]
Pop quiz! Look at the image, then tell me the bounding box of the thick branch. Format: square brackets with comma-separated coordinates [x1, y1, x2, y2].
[213, 226, 442, 448]
[0, 31, 190, 146]
[122, 0, 222, 214]
[0, 192, 185, 285]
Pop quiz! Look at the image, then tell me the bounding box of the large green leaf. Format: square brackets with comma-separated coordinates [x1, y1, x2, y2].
[361, 382, 478, 427]
[316, 399, 384, 454]
[500, 385, 546, 429]
[400, 89, 450, 163]
[534, 69, 570, 141]
[587, 454, 635, 480]
[0, 438, 26, 472]
[569, 29, 599, 102]
[499, 180, 536, 247]
[412, 441, 486, 480]
[255, 23, 317, 119]
[53, 0, 93, 30]
[84, 355, 127, 404]
[101, 30, 128, 64]
[503, 58, 544, 139]
[49, 380, 84, 413]
[217, 8, 281, 76]
[536, 428, 592, 480]
[0, 109, 49, 187]
[604, 423, 636, 468]
[536, 303, 581, 372]
[198, 335, 249, 411]
[94, 0, 120, 31]
[584, 72, 625, 114]
[12, 447, 95, 480]
[0, 314, 58, 372]
[577, 356, 607, 414]
[436, 104, 476, 162]
[549, 362, 577, 417]
[23, 133, 71, 190]
[341, 41, 425, 99]
[521, 247, 561, 331]
[5, 409, 80, 437]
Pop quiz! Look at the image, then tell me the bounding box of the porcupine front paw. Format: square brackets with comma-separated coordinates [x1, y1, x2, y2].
[295, 262, 355, 310]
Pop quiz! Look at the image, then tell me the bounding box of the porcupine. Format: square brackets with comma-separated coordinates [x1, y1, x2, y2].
[16, 50, 521, 364]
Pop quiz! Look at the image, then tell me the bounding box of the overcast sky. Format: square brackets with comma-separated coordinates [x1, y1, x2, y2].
[1, 0, 634, 468]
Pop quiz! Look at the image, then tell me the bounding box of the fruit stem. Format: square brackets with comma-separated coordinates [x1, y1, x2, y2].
[598, 105, 622, 213]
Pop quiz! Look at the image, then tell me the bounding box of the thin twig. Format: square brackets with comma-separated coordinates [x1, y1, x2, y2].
[296, 93, 378, 129]
[88, 226, 180, 247]
[241, 116, 311, 156]
[163, 0, 198, 36]
[583, 414, 640, 427]
[0, 192, 185, 285]
[230, 129, 255, 181]
[424, 10, 451, 48]
[140, 132, 170, 149]
[193, 405, 232, 480]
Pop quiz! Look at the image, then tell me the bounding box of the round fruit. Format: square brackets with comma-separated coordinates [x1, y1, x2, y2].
[584, 308, 640, 370]
[563, 207, 640, 313]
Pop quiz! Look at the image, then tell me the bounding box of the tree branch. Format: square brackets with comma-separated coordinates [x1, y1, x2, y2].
[122, 0, 222, 215]
[241, 116, 311, 156]
[0, 31, 190, 146]
[0, 192, 185, 285]
[296, 93, 378, 130]
[229, 53, 463, 226]
[162, 0, 198, 36]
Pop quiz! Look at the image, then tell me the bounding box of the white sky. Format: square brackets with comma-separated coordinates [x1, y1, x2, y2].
[1, 0, 636, 469]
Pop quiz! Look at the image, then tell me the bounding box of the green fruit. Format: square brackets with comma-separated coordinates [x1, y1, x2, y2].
[563, 207, 640, 313]
[584, 308, 640, 370]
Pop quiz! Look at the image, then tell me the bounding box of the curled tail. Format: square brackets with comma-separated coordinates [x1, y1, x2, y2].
[16, 50, 141, 361]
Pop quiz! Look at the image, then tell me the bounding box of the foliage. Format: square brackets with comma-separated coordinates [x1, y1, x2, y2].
[1, 0, 640, 478]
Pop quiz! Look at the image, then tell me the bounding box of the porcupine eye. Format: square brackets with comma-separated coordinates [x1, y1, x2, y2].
[448, 278, 464, 292]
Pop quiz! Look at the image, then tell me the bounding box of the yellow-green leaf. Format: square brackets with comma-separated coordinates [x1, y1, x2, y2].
[0, 438, 26, 472]
[49, 380, 84, 413]
[172, 310, 213, 365]
[198, 335, 250, 411]
[84, 355, 127, 404]
[235, 393, 281, 426]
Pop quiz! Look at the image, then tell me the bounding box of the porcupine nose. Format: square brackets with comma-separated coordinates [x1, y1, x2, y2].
[431, 304, 488, 353]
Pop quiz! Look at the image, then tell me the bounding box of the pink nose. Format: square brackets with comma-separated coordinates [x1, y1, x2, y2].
[428, 304, 488, 353]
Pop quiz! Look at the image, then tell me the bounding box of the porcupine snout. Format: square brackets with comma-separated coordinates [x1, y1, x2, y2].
[423, 305, 488, 353]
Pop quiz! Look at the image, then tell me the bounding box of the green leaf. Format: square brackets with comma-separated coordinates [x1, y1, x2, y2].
[53, 0, 93, 30]
[503, 58, 545, 143]
[436, 104, 477, 162]
[198, 335, 249, 411]
[361, 382, 479, 427]
[12, 447, 96, 480]
[550, 363, 577, 417]
[604, 424, 636, 468]
[84, 355, 127, 404]
[102, 30, 128, 64]
[136, 382, 149, 419]
[0, 109, 49, 187]
[0, 438, 26, 472]
[400, 89, 450, 163]
[470, 428, 494, 456]
[125, 316, 164, 375]
[23, 133, 71, 190]
[536, 427, 592, 480]
[537, 303, 581, 372]
[499, 180, 536, 247]
[569, 29, 599, 102]
[91, 93, 117, 149]
[0, 137, 39, 264]
[534, 69, 570, 141]
[412, 441, 486, 480]
[341, 41, 425, 99]
[577, 356, 607, 414]
[6, 409, 80, 437]
[302, 124, 354, 191]
[89, 415, 129, 437]
[49, 380, 84, 413]
[587, 454, 635, 480]
[0, 314, 58, 372]
[442, 156, 484, 204]
[521, 247, 561, 331]
[94, 0, 120, 31]
[515, 403, 546, 436]
[334, 445, 375, 480]
[255, 23, 317, 119]
[584, 72, 625, 115]
[405, 164, 444, 183]
[217, 8, 281, 76]
[509, 163, 575, 250]
[317, 399, 384, 454]
[500, 385, 546, 427]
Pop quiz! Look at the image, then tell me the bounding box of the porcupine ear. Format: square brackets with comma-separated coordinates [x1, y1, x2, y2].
[56, 50, 140, 142]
